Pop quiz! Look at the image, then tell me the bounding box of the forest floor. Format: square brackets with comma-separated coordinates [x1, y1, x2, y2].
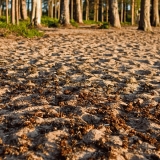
[0, 27, 160, 160]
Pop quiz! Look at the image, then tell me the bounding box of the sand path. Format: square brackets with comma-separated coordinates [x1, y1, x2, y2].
[0, 27, 160, 159]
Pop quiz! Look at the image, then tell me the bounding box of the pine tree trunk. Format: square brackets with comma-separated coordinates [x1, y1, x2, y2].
[85, 0, 89, 20]
[48, 0, 50, 16]
[96, 0, 99, 21]
[51, 0, 53, 18]
[151, 0, 159, 26]
[123, 1, 126, 22]
[6, 0, 9, 23]
[101, 0, 104, 22]
[76, 0, 83, 23]
[20, 0, 27, 20]
[27, 0, 30, 16]
[108, 0, 121, 28]
[11, 0, 16, 24]
[60, 0, 70, 25]
[31, 0, 41, 26]
[138, 0, 152, 31]
[55, 0, 57, 18]
[121, 0, 123, 22]
[81, 0, 83, 20]
[36, 0, 41, 24]
[106, 0, 108, 22]
[71, 0, 73, 19]
[15, 0, 19, 25]
[0, 0, 2, 17]
[94, 0, 99, 22]
[94, 0, 96, 21]
[58, 0, 60, 19]
[18, 0, 21, 19]
[48, 0, 53, 18]
[131, 0, 135, 25]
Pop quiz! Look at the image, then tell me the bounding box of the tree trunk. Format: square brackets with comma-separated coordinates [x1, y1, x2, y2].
[55, 0, 57, 18]
[151, 0, 159, 26]
[20, 0, 28, 20]
[6, 0, 9, 23]
[81, 0, 83, 20]
[108, 0, 121, 28]
[85, 0, 89, 20]
[60, 0, 70, 25]
[96, 0, 99, 21]
[121, 0, 123, 22]
[11, 0, 16, 24]
[101, 0, 104, 22]
[71, 0, 73, 19]
[123, 1, 126, 22]
[31, 0, 41, 26]
[27, 0, 30, 17]
[131, 0, 135, 25]
[94, 0, 96, 21]
[94, 0, 99, 21]
[48, 0, 53, 18]
[138, 0, 152, 31]
[48, 0, 50, 16]
[58, 0, 60, 19]
[51, 0, 53, 18]
[18, 0, 21, 19]
[0, 0, 2, 17]
[15, 0, 19, 25]
[76, 0, 83, 23]
[106, 0, 108, 22]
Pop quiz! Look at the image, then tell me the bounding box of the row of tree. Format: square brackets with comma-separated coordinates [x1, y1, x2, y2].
[0, 0, 159, 31]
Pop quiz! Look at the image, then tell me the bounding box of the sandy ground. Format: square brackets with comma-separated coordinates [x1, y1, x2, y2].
[0, 27, 160, 160]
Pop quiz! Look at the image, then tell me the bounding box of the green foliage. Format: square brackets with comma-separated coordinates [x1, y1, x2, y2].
[0, 20, 44, 38]
[0, 16, 7, 22]
[100, 22, 110, 29]
[126, 14, 131, 23]
[41, 16, 60, 27]
[121, 21, 131, 26]
[70, 19, 79, 28]
[83, 20, 101, 25]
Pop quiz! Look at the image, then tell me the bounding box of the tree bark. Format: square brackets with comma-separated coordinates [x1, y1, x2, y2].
[121, 0, 123, 22]
[48, 0, 53, 18]
[85, 0, 89, 20]
[106, 0, 108, 22]
[6, 0, 9, 23]
[20, 0, 28, 20]
[101, 0, 104, 22]
[31, 0, 41, 26]
[94, 0, 99, 21]
[76, 0, 83, 23]
[15, 0, 19, 25]
[138, 0, 152, 31]
[0, 0, 2, 17]
[55, 0, 57, 18]
[71, 0, 73, 19]
[51, 0, 53, 18]
[94, 0, 96, 21]
[60, 0, 70, 25]
[123, 1, 126, 22]
[96, 0, 99, 21]
[58, 0, 60, 19]
[81, 0, 83, 19]
[131, 0, 135, 25]
[151, 0, 159, 26]
[11, 0, 16, 24]
[108, 0, 121, 28]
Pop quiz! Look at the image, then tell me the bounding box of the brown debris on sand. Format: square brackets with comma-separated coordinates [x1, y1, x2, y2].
[0, 27, 160, 159]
